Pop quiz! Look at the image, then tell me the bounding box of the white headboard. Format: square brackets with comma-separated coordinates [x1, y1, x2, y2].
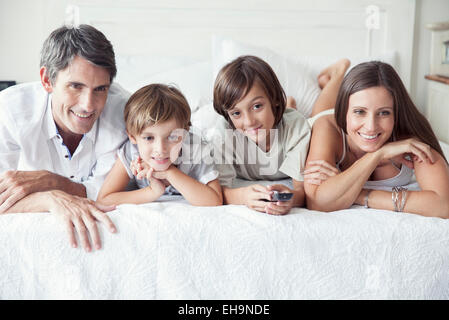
[70, 0, 416, 90]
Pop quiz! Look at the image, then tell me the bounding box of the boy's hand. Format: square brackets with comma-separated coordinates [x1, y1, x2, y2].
[130, 157, 150, 180]
[145, 167, 166, 196]
[130, 157, 167, 196]
[264, 184, 294, 215]
[243, 184, 273, 213]
[151, 165, 175, 189]
[151, 165, 175, 181]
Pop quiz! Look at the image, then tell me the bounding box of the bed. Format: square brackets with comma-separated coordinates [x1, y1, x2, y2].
[1, 187, 449, 300]
[2, 0, 449, 300]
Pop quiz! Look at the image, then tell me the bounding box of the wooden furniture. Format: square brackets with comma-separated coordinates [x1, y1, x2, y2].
[426, 75, 449, 144]
[425, 21, 449, 144]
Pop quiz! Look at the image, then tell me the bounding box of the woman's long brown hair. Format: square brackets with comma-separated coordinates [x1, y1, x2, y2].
[334, 61, 447, 162]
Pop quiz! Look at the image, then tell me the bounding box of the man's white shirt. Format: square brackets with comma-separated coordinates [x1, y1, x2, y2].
[0, 82, 129, 200]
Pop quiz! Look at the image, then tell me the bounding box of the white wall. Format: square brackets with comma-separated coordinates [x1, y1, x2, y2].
[0, 0, 69, 83]
[411, 0, 449, 113]
[1, 0, 448, 114]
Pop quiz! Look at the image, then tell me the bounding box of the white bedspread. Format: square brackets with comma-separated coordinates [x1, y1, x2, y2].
[1, 197, 448, 300]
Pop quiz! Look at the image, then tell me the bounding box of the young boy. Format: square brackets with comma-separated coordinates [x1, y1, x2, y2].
[97, 84, 223, 206]
[212, 55, 350, 215]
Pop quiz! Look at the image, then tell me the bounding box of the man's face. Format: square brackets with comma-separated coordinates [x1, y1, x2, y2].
[42, 55, 111, 138]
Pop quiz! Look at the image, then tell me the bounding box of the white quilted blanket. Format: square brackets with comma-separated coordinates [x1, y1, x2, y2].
[1, 196, 448, 299]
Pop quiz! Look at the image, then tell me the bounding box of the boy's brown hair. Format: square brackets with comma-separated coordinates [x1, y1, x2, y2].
[213, 55, 286, 128]
[124, 84, 191, 135]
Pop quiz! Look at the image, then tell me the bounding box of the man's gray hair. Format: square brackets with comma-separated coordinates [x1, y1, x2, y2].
[40, 24, 116, 83]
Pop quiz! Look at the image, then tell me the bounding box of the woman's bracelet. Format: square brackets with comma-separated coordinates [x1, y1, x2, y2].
[392, 187, 408, 212]
[364, 189, 373, 209]
[399, 187, 408, 212]
[392, 187, 400, 211]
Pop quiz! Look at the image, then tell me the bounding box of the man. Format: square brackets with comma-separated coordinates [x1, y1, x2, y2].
[0, 24, 129, 252]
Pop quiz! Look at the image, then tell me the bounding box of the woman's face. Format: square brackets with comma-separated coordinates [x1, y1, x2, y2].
[345, 86, 395, 154]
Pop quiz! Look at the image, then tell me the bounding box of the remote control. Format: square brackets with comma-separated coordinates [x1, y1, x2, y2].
[260, 191, 293, 202]
[271, 191, 293, 202]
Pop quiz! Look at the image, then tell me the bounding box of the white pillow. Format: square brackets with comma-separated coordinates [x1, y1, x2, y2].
[211, 36, 398, 118]
[191, 102, 224, 141]
[212, 35, 321, 118]
[116, 55, 213, 112]
[115, 54, 197, 91]
[137, 61, 213, 112]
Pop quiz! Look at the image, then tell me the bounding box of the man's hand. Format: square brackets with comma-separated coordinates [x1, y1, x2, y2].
[0, 170, 56, 213]
[48, 190, 117, 252]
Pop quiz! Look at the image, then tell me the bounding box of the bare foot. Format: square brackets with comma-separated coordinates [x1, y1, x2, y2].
[318, 74, 331, 89]
[317, 58, 351, 88]
[286, 96, 297, 109]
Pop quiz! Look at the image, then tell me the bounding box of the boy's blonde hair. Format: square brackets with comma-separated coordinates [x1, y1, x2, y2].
[124, 84, 191, 135]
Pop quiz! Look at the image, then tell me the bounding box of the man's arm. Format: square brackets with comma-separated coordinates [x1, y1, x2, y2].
[0, 170, 86, 213]
[0, 94, 86, 212]
[5, 190, 117, 252]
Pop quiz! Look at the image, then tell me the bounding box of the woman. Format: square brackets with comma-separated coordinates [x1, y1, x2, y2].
[304, 61, 449, 218]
